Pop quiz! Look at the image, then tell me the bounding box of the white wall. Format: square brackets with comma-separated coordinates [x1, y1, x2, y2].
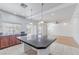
[47, 4, 79, 45]
[71, 4, 79, 44]
[0, 11, 28, 34]
[47, 22, 72, 38]
[56, 23, 72, 36]
[0, 11, 27, 24]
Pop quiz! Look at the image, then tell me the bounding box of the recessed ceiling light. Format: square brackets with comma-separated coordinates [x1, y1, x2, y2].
[30, 23, 32, 24]
[39, 21, 44, 24]
[64, 23, 67, 25]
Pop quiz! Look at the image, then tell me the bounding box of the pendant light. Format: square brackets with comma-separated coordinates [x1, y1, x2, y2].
[31, 8, 32, 21]
[41, 3, 43, 20]
[30, 8, 33, 24]
[40, 3, 44, 23]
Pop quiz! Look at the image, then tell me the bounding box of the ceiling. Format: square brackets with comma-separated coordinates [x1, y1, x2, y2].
[0, 3, 77, 23]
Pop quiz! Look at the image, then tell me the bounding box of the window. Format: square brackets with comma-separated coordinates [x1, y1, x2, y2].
[26, 23, 37, 39]
[0, 22, 22, 35]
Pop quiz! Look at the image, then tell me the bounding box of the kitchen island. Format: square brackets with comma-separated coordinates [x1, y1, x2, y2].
[17, 36, 56, 55]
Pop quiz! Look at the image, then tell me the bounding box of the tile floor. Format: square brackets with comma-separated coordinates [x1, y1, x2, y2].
[0, 42, 79, 55]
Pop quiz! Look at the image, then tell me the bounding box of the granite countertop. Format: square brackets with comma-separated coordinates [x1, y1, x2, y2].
[0, 34, 27, 37]
[17, 36, 56, 49]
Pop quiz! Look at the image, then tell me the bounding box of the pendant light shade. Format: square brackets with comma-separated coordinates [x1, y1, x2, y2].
[29, 8, 33, 24]
[41, 3, 44, 21]
[31, 8, 32, 21]
[39, 3, 45, 24]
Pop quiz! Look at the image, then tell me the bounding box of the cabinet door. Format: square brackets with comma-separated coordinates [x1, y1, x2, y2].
[0, 38, 1, 48]
[14, 35, 21, 44]
[9, 36, 17, 45]
[16, 39, 21, 44]
[9, 35, 21, 46]
[0, 36, 9, 48]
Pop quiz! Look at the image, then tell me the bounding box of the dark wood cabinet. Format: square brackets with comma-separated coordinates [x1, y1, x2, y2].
[9, 35, 17, 45]
[0, 35, 21, 49]
[0, 36, 9, 48]
[16, 39, 21, 44]
[9, 35, 21, 46]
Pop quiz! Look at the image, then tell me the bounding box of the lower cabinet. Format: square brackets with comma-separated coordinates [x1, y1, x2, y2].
[16, 39, 21, 44]
[9, 35, 18, 46]
[0, 35, 21, 49]
[0, 36, 9, 48]
[9, 35, 21, 46]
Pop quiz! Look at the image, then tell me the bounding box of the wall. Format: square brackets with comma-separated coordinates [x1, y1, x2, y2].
[0, 11, 28, 34]
[47, 22, 73, 39]
[71, 4, 79, 44]
[0, 11, 27, 24]
[47, 4, 79, 45]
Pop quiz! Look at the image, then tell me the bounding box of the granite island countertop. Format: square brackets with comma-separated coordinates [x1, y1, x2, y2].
[17, 36, 56, 49]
